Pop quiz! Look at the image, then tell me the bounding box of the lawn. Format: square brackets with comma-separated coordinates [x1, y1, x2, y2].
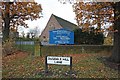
[2, 51, 119, 79]
[15, 44, 35, 54]
[15, 44, 40, 56]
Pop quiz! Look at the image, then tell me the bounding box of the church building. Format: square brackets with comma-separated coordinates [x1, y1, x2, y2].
[40, 14, 78, 45]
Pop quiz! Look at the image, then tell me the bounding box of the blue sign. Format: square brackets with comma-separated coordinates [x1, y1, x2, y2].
[49, 28, 74, 44]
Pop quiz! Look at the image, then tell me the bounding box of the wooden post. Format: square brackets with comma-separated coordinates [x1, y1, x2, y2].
[39, 42, 42, 57]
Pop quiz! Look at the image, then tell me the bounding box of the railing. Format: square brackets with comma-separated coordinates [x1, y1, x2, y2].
[15, 41, 41, 56]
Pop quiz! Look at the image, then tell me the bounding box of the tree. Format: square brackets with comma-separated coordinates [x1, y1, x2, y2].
[29, 26, 40, 38]
[74, 27, 104, 45]
[59, 0, 120, 63]
[73, 2, 114, 30]
[109, 2, 120, 63]
[26, 32, 30, 39]
[73, 2, 120, 63]
[21, 31, 25, 38]
[1, 1, 42, 42]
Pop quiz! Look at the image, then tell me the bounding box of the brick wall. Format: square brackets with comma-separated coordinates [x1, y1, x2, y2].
[40, 15, 62, 42]
[40, 45, 113, 56]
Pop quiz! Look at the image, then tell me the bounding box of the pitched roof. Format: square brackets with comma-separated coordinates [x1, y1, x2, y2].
[52, 14, 78, 31]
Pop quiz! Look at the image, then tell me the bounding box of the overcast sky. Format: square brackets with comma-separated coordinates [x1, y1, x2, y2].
[18, 0, 77, 36]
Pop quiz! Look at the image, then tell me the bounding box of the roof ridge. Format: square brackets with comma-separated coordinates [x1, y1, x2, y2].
[52, 14, 77, 26]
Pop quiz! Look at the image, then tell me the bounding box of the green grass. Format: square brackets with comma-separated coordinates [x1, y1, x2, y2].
[15, 44, 35, 54]
[15, 44, 41, 56]
[2, 52, 119, 78]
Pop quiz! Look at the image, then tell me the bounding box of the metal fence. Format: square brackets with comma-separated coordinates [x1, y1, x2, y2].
[15, 41, 41, 56]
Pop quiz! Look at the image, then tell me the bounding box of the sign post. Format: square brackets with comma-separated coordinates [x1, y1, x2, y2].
[45, 56, 48, 73]
[70, 56, 72, 76]
[45, 56, 72, 75]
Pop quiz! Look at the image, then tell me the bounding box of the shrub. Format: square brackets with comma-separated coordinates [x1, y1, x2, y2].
[2, 38, 16, 56]
[104, 37, 113, 45]
[74, 28, 104, 45]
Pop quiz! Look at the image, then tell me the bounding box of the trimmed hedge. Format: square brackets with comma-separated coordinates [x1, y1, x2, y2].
[41, 45, 113, 56]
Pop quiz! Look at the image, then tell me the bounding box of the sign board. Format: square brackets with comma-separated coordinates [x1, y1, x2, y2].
[49, 29, 74, 44]
[47, 56, 71, 65]
[45, 56, 72, 74]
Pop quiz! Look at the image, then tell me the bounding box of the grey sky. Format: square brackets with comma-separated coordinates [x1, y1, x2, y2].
[18, 0, 77, 36]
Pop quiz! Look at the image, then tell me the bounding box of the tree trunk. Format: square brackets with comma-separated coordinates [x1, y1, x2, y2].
[3, 14, 10, 42]
[2, 3, 10, 42]
[110, 26, 120, 63]
[109, 2, 120, 63]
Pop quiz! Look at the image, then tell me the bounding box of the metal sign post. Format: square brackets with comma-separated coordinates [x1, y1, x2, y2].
[70, 57, 72, 76]
[45, 56, 48, 73]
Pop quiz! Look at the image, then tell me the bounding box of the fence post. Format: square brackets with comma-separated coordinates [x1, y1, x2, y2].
[40, 42, 42, 57]
[33, 41, 35, 56]
[40, 45, 41, 56]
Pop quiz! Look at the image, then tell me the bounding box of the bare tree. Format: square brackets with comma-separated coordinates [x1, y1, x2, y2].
[29, 26, 40, 38]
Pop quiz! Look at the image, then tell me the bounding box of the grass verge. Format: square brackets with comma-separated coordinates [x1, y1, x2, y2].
[2, 51, 119, 78]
